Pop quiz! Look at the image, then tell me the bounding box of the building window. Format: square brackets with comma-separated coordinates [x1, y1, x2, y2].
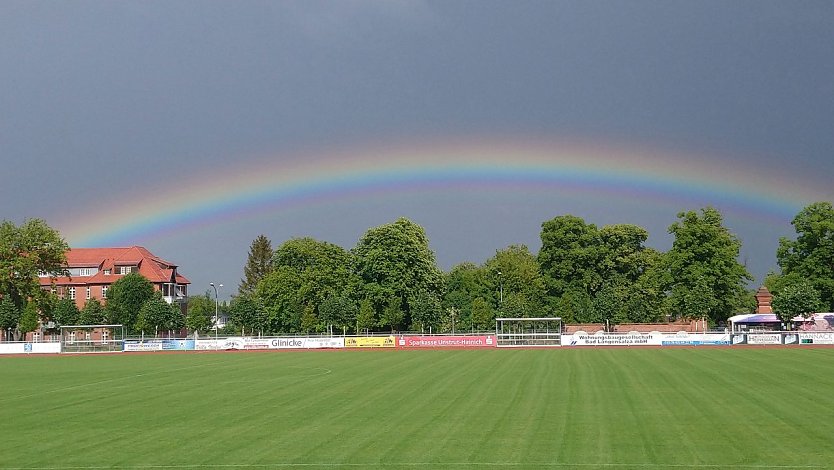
[101, 330, 109, 344]
[86, 287, 91, 300]
[102, 286, 108, 299]
[69, 332, 76, 344]
[33, 332, 40, 343]
[103, 269, 111, 275]
[118, 266, 133, 275]
[68, 287, 76, 300]
[79, 268, 92, 276]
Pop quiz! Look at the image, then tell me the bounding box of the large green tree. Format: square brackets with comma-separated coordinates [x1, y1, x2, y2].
[486, 244, 548, 317]
[238, 234, 273, 296]
[78, 299, 107, 325]
[186, 292, 215, 334]
[0, 219, 68, 311]
[772, 281, 822, 327]
[776, 201, 834, 311]
[352, 217, 443, 326]
[105, 272, 155, 333]
[665, 207, 752, 323]
[0, 297, 19, 340]
[135, 292, 183, 336]
[18, 301, 39, 337]
[538, 215, 603, 299]
[272, 237, 356, 310]
[53, 297, 80, 327]
[318, 294, 357, 335]
[256, 266, 304, 334]
[442, 262, 492, 332]
[228, 293, 269, 336]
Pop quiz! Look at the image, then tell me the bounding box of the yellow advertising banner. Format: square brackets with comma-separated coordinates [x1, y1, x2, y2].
[345, 336, 396, 348]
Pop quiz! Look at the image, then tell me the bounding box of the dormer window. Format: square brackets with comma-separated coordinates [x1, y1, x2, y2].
[79, 268, 92, 276]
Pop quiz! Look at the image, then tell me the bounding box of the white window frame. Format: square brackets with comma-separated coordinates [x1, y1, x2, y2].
[68, 287, 76, 300]
[102, 286, 108, 299]
[79, 268, 92, 276]
[86, 287, 91, 300]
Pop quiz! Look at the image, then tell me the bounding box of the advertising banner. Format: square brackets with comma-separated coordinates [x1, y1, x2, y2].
[563, 333, 661, 346]
[747, 333, 781, 345]
[397, 335, 496, 348]
[731, 334, 747, 345]
[799, 332, 834, 345]
[196, 337, 345, 350]
[345, 336, 396, 348]
[124, 340, 163, 352]
[660, 333, 731, 346]
[124, 339, 196, 352]
[0, 342, 62, 354]
[302, 337, 345, 349]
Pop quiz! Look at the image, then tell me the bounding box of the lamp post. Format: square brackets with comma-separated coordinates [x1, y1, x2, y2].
[210, 282, 222, 349]
[497, 270, 503, 307]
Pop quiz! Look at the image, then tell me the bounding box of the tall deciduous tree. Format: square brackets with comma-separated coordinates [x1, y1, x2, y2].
[486, 245, 548, 316]
[442, 262, 492, 332]
[136, 292, 183, 336]
[186, 292, 215, 334]
[776, 202, 834, 311]
[538, 215, 602, 299]
[239, 235, 273, 296]
[665, 207, 752, 323]
[272, 237, 355, 310]
[0, 297, 19, 340]
[79, 299, 106, 325]
[356, 298, 376, 333]
[228, 293, 268, 335]
[0, 219, 69, 311]
[53, 297, 80, 326]
[352, 217, 443, 326]
[409, 290, 443, 332]
[256, 266, 304, 334]
[19, 301, 39, 336]
[319, 295, 357, 335]
[772, 281, 822, 327]
[470, 297, 495, 331]
[105, 272, 155, 333]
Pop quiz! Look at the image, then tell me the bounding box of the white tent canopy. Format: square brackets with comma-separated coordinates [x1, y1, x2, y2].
[728, 313, 834, 333]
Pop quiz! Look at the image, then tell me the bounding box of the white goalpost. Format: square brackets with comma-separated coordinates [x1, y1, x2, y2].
[495, 317, 562, 347]
[60, 324, 125, 353]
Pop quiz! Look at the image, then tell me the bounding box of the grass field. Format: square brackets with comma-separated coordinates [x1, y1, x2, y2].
[2, 348, 834, 469]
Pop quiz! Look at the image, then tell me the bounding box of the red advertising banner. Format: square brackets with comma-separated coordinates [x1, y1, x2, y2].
[397, 335, 496, 349]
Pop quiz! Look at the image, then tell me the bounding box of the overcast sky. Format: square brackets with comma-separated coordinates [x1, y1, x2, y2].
[2, 1, 833, 298]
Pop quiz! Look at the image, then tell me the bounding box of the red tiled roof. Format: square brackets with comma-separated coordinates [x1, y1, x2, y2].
[40, 246, 191, 286]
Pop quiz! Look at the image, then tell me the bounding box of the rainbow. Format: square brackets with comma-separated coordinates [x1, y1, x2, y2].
[57, 138, 830, 247]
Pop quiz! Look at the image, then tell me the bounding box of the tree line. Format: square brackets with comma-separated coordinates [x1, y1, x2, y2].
[212, 202, 834, 336]
[1, 202, 832, 338]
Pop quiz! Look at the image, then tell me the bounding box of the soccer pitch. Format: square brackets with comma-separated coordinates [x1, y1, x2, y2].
[2, 348, 834, 469]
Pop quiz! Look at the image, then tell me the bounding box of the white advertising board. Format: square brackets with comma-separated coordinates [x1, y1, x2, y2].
[799, 332, 834, 345]
[660, 333, 730, 346]
[0, 342, 61, 354]
[196, 337, 345, 350]
[747, 333, 781, 345]
[563, 333, 661, 346]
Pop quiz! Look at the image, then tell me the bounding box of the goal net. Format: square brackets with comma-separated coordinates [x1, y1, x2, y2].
[60, 325, 125, 353]
[496, 317, 562, 347]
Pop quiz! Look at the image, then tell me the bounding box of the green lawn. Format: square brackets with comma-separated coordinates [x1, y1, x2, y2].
[2, 348, 834, 469]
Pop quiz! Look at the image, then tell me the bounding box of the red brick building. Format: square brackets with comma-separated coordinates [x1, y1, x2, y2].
[39, 246, 190, 309]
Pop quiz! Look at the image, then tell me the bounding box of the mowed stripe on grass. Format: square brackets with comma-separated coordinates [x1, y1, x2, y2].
[2, 348, 833, 469]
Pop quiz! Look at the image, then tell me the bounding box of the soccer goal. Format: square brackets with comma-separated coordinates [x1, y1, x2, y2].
[60, 324, 125, 353]
[496, 317, 562, 347]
